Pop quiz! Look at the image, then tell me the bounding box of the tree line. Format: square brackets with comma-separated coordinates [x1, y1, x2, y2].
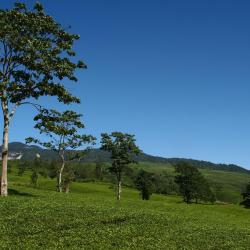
[13, 157, 216, 204]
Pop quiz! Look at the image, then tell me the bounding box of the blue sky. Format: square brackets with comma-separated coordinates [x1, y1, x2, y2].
[1, 0, 250, 168]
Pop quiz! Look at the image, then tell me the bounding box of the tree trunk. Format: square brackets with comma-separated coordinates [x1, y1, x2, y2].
[117, 180, 122, 200]
[58, 161, 65, 193]
[1, 103, 9, 197]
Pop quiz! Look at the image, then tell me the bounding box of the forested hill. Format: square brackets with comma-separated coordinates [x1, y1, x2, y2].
[2, 142, 250, 174]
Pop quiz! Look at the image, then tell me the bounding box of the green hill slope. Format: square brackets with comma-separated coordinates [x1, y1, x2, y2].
[4, 142, 250, 203]
[2, 169, 250, 250]
[133, 162, 250, 203]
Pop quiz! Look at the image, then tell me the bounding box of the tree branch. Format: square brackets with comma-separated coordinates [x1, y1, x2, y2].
[8, 101, 43, 122]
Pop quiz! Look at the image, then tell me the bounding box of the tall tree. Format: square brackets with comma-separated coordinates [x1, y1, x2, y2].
[100, 132, 140, 200]
[26, 109, 95, 192]
[0, 2, 86, 196]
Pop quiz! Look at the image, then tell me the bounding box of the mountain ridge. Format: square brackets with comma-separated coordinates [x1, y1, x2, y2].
[1, 142, 249, 174]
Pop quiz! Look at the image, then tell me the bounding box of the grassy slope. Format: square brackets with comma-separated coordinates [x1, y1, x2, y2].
[132, 162, 250, 203]
[0, 169, 249, 249]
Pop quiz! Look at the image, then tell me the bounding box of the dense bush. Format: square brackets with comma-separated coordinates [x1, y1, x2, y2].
[152, 172, 178, 195]
[240, 182, 250, 208]
[135, 170, 154, 200]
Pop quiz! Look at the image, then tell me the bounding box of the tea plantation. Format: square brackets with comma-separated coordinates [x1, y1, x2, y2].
[0, 171, 249, 250]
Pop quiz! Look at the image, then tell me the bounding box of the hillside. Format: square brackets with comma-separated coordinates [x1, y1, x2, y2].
[2, 169, 250, 249]
[2, 142, 250, 174]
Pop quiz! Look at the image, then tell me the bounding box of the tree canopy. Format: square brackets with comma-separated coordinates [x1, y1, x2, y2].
[0, 2, 85, 106]
[175, 162, 215, 204]
[26, 108, 96, 192]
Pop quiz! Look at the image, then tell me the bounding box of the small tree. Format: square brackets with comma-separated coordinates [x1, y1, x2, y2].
[17, 161, 28, 176]
[30, 157, 41, 187]
[29, 157, 48, 187]
[135, 170, 154, 200]
[240, 182, 250, 208]
[175, 162, 215, 204]
[100, 132, 140, 200]
[0, 2, 86, 196]
[26, 109, 95, 192]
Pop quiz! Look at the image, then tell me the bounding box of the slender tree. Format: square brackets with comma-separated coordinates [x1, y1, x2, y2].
[26, 109, 95, 192]
[100, 132, 140, 200]
[30, 157, 41, 187]
[0, 2, 86, 196]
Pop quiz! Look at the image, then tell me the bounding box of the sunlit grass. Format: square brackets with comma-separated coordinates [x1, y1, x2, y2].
[0, 169, 249, 249]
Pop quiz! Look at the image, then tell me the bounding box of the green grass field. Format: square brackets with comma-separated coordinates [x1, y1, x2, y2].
[0, 168, 249, 249]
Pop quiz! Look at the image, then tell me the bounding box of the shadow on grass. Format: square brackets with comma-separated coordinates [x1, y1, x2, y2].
[8, 188, 36, 197]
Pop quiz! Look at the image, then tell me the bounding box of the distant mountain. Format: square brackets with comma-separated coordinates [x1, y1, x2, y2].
[0, 142, 56, 161]
[1, 142, 249, 174]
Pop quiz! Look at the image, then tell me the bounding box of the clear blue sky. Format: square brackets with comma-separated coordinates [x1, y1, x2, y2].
[1, 0, 250, 168]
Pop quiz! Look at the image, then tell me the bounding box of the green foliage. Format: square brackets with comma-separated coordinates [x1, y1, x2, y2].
[17, 160, 28, 176]
[100, 133, 140, 175]
[29, 158, 49, 187]
[73, 163, 95, 181]
[26, 108, 96, 192]
[101, 132, 140, 199]
[26, 108, 95, 154]
[0, 2, 85, 105]
[135, 170, 154, 200]
[5, 143, 250, 175]
[195, 177, 216, 204]
[152, 171, 178, 195]
[240, 182, 250, 208]
[101, 132, 141, 172]
[47, 160, 59, 179]
[0, 1, 87, 196]
[175, 162, 215, 204]
[94, 162, 106, 180]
